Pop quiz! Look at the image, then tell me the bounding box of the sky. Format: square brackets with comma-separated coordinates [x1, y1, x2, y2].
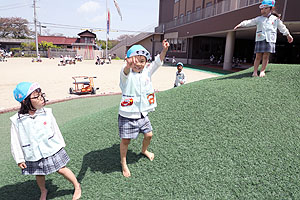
[0, 0, 160, 40]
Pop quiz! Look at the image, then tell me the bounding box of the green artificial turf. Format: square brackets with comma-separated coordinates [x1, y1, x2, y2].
[0, 64, 299, 199]
[164, 63, 233, 75]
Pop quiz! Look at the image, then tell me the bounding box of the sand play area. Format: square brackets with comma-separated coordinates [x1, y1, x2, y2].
[0, 57, 219, 112]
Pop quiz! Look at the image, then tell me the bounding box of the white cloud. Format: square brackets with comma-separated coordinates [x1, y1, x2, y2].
[78, 1, 101, 13]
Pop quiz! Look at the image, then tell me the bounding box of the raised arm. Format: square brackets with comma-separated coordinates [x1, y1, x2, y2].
[160, 39, 170, 62]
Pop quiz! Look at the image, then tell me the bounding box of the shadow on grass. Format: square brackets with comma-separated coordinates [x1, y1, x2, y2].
[0, 179, 73, 199]
[77, 144, 142, 182]
[217, 71, 271, 80]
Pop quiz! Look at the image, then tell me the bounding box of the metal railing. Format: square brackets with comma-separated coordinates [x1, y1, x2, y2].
[155, 0, 261, 33]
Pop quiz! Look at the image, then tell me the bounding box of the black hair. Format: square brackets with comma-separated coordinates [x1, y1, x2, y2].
[18, 88, 43, 115]
[270, 7, 281, 18]
[272, 10, 281, 18]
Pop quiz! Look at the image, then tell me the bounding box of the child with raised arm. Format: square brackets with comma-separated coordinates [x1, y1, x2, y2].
[234, 0, 293, 77]
[10, 82, 81, 200]
[118, 39, 169, 177]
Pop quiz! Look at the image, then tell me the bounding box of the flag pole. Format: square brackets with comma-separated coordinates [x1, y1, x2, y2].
[106, 0, 108, 61]
[33, 0, 39, 58]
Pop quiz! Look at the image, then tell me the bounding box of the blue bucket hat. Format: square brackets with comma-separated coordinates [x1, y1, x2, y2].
[259, 0, 275, 9]
[13, 82, 40, 102]
[126, 45, 151, 62]
[176, 62, 184, 67]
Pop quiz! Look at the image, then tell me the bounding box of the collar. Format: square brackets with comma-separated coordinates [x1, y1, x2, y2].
[18, 109, 46, 119]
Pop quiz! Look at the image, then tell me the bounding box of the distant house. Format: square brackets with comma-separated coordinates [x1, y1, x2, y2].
[38, 30, 102, 59]
[0, 38, 34, 50]
[38, 36, 78, 49]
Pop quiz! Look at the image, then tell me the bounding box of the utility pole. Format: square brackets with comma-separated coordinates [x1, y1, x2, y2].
[33, 0, 39, 57]
[39, 22, 42, 35]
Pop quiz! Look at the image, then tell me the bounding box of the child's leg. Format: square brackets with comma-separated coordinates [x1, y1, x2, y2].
[57, 167, 81, 200]
[36, 175, 48, 200]
[259, 52, 270, 77]
[253, 53, 263, 77]
[120, 138, 131, 177]
[141, 132, 154, 161]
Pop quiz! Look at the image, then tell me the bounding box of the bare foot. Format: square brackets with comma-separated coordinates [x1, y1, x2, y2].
[252, 72, 258, 77]
[72, 183, 81, 200]
[142, 150, 154, 161]
[121, 163, 131, 177]
[259, 71, 265, 77]
[40, 189, 48, 200]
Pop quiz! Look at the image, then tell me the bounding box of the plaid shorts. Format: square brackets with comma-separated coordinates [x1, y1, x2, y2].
[118, 114, 153, 139]
[22, 148, 70, 175]
[254, 40, 276, 53]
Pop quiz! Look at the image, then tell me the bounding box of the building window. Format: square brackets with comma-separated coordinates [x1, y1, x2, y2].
[187, 11, 191, 22]
[196, 7, 201, 19]
[182, 39, 186, 52]
[168, 38, 187, 52]
[174, 16, 178, 26]
[205, 2, 213, 18]
[179, 14, 184, 24]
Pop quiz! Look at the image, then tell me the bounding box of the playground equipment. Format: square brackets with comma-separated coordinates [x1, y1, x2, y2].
[69, 76, 99, 95]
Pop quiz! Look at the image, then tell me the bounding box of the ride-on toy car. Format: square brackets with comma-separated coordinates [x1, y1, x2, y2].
[69, 76, 99, 95]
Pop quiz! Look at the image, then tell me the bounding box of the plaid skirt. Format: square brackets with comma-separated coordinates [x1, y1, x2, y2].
[118, 114, 153, 139]
[22, 148, 70, 175]
[254, 40, 276, 53]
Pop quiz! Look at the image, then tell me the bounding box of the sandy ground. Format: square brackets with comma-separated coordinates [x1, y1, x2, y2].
[0, 57, 218, 112]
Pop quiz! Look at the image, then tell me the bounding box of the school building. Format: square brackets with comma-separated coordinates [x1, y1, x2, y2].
[110, 0, 300, 70]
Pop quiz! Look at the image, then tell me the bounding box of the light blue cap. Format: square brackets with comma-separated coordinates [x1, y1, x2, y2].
[126, 45, 151, 61]
[176, 62, 184, 67]
[259, 0, 275, 8]
[13, 82, 40, 102]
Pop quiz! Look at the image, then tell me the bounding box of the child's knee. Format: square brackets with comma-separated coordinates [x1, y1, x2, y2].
[144, 132, 153, 139]
[57, 167, 66, 174]
[255, 53, 263, 60]
[262, 53, 270, 60]
[121, 139, 131, 145]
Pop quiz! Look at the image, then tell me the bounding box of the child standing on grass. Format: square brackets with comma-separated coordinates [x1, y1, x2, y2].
[234, 0, 293, 77]
[10, 82, 81, 200]
[174, 62, 186, 87]
[118, 39, 169, 177]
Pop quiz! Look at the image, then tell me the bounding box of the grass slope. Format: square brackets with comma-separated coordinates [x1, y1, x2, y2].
[0, 64, 299, 199]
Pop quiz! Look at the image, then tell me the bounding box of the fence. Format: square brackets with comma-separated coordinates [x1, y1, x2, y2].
[48, 48, 77, 58]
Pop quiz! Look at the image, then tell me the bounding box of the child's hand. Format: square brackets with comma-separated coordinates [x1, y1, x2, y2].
[234, 24, 241, 30]
[18, 162, 27, 169]
[162, 39, 170, 50]
[124, 56, 138, 75]
[287, 34, 293, 43]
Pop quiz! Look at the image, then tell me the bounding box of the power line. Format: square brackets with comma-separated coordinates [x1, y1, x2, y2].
[0, 3, 32, 11]
[27, 21, 154, 33]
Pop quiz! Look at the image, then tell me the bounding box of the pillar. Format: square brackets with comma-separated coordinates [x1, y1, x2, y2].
[223, 31, 235, 70]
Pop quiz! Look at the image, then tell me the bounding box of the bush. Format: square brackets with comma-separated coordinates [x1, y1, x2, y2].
[10, 48, 21, 52]
[113, 56, 121, 60]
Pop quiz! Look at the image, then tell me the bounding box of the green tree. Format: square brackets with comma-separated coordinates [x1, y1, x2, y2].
[96, 39, 119, 50]
[39, 41, 60, 50]
[21, 42, 36, 51]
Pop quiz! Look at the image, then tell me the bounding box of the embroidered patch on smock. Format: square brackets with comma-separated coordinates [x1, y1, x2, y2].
[121, 98, 133, 107]
[147, 93, 155, 105]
